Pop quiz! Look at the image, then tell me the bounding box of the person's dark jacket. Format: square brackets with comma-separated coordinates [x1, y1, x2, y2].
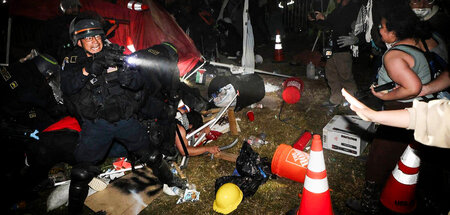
[61, 45, 144, 122]
[317, 1, 361, 53]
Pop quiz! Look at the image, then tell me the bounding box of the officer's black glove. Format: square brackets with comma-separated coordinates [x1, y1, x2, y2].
[85, 58, 108, 76]
[103, 44, 125, 67]
[118, 68, 134, 86]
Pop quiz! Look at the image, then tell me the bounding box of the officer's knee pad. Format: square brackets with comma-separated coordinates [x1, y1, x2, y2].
[147, 150, 163, 166]
[132, 149, 162, 167]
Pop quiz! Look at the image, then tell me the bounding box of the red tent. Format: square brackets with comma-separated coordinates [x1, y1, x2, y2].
[9, 0, 202, 77]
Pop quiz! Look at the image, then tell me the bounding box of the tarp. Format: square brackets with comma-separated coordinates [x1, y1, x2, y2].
[241, 0, 255, 74]
[9, 0, 201, 76]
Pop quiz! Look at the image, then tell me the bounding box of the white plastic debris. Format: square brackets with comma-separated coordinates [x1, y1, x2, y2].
[255, 54, 263, 64]
[47, 184, 97, 211]
[213, 84, 237, 107]
[264, 83, 281, 93]
[47, 183, 70, 212]
[176, 189, 200, 204]
[163, 184, 183, 196]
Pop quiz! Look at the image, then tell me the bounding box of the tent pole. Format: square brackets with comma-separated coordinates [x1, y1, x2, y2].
[208, 61, 292, 78]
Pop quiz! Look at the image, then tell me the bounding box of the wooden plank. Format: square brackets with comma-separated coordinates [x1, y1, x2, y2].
[227, 109, 239, 135]
[202, 113, 217, 123]
[214, 152, 238, 162]
[84, 167, 162, 215]
[200, 108, 221, 115]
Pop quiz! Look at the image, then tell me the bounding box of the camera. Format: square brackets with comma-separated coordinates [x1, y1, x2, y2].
[323, 30, 333, 59]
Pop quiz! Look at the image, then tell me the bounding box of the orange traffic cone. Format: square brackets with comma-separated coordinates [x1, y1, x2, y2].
[380, 144, 420, 213]
[126, 36, 136, 53]
[273, 30, 284, 62]
[127, 1, 149, 11]
[297, 135, 333, 215]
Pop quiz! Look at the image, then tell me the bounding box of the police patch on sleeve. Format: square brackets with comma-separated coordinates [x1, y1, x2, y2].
[1, 67, 11, 81]
[70, 56, 77, 63]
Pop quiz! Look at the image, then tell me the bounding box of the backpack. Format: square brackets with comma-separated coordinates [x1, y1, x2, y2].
[420, 38, 448, 80]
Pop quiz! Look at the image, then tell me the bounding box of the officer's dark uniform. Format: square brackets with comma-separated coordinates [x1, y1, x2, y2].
[62, 45, 147, 163]
[133, 43, 208, 158]
[1, 55, 65, 131]
[61, 19, 185, 214]
[1, 53, 69, 209]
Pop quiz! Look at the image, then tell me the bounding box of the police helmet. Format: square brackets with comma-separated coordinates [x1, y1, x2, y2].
[33, 54, 61, 78]
[69, 18, 104, 45]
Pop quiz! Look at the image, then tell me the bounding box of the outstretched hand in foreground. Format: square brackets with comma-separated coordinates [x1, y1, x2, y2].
[341, 88, 410, 128]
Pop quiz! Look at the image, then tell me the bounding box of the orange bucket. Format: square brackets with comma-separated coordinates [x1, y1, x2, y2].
[271, 144, 309, 183]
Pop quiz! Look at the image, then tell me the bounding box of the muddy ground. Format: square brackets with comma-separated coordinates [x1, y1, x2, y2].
[12, 31, 380, 215]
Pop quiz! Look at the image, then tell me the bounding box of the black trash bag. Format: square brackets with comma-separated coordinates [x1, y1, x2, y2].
[214, 142, 274, 198]
[215, 176, 261, 198]
[236, 142, 273, 181]
[208, 74, 265, 112]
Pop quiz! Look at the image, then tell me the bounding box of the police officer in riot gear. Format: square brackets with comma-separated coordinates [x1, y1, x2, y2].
[1, 51, 69, 209]
[1, 51, 66, 131]
[61, 18, 186, 214]
[130, 42, 209, 158]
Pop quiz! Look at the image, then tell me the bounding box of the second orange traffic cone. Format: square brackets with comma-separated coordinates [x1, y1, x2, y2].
[297, 135, 333, 215]
[273, 30, 284, 62]
[126, 36, 136, 53]
[380, 144, 420, 214]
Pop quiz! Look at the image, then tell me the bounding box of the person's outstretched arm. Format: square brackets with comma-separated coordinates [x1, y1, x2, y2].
[343, 88, 450, 148]
[175, 124, 220, 156]
[419, 70, 450, 96]
[341, 88, 410, 128]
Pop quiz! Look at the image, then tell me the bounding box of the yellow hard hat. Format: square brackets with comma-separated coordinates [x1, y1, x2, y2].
[213, 183, 243, 214]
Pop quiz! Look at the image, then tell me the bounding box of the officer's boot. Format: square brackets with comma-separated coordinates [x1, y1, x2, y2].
[146, 151, 187, 189]
[346, 180, 381, 215]
[68, 165, 98, 215]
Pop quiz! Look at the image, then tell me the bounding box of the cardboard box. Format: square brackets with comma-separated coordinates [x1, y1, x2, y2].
[323, 115, 376, 156]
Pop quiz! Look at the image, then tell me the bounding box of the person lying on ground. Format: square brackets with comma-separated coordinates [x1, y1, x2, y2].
[342, 88, 449, 148]
[175, 109, 220, 156]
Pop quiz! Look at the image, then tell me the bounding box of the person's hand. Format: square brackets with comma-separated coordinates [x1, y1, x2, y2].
[370, 85, 392, 100]
[418, 84, 431, 97]
[85, 58, 107, 76]
[202, 127, 211, 135]
[314, 11, 325, 20]
[206, 146, 220, 154]
[102, 46, 124, 67]
[342, 88, 376, 121]
[337, 33, 359, 48]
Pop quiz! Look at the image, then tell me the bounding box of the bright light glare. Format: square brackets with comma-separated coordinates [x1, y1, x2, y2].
[126, 56, 138, 65]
